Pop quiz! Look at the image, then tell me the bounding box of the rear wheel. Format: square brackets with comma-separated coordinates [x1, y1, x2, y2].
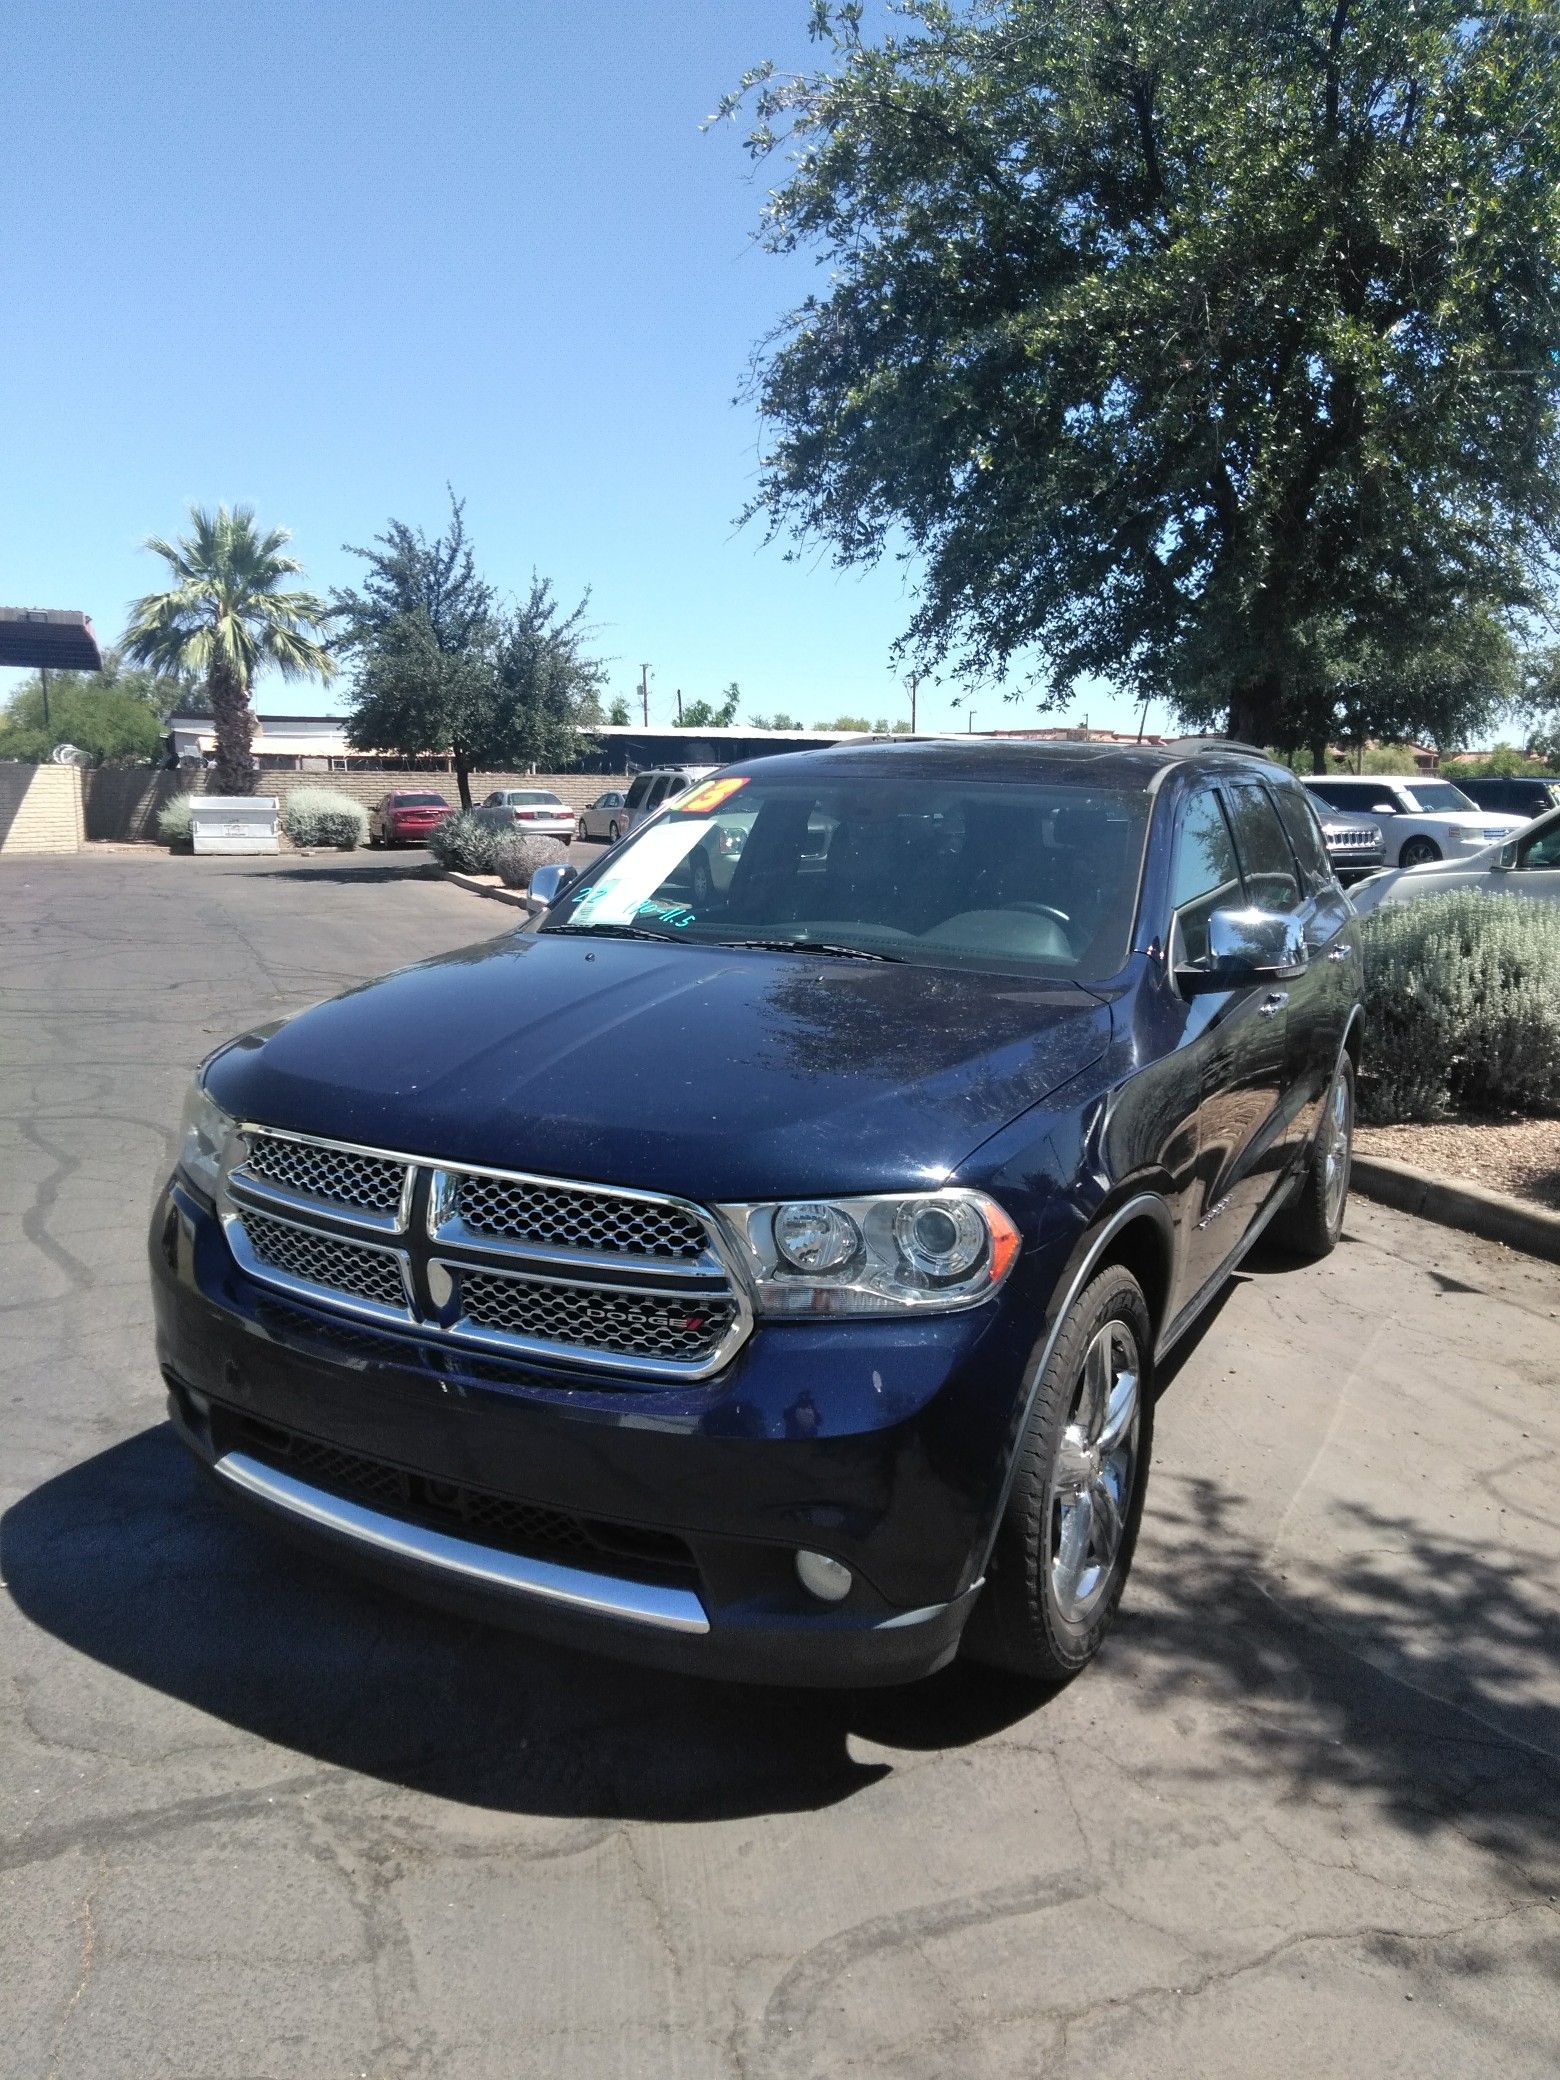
[608, 820, 620, 843]
[688, 850, 714, 904]
[577, 819, 588, 840]
[1273, 1054, 1354, 1259]
[1399, 835, 1440, 867]
[964, 1265, 1153, 1683]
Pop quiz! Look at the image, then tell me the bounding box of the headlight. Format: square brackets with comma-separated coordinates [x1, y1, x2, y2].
[177, 1079, 239, 1200]
[718, 1190, 1020, 1315]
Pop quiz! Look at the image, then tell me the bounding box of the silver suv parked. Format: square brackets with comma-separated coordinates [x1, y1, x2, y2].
[619, 766, 719, 838]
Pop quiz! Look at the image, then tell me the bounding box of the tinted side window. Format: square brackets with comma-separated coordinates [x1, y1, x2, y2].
[625, 777, 650, 810]
[645, 777, 673, 811]
[1269, 781, 1333, 892]
[1518, 818, 1560, 870]
[1306, 782, 1358, 811]
[1223, 782, 1302, 913]
[1169, 788, 1243, 965]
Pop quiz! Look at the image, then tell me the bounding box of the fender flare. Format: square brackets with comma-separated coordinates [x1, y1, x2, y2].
[973, 1190, 1173, 1578]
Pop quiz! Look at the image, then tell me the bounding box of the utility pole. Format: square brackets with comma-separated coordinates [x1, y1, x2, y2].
[40, 665, 50, 733]
[905, 669, 920, 733]
[639, 663, 651, 728]
[676, 688, 684, 725]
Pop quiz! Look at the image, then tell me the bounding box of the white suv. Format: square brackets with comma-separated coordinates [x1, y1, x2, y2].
[1302, 775, 1527, 870]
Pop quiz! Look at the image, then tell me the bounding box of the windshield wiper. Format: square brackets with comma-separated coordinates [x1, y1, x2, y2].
[716, 937, 903, 962]
[544, 923, 678, 943]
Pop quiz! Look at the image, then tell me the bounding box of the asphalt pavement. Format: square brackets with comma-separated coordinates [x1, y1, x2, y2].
[2, 849, 1557, 2079]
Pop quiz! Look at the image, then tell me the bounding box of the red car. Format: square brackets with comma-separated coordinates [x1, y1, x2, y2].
[369, 791, 454, 848]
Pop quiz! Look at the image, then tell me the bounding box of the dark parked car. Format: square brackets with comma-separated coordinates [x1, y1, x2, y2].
[368, 790, 453, 848]
[1455, 775, 1560, 820]
[151, 742, 1363, 1687]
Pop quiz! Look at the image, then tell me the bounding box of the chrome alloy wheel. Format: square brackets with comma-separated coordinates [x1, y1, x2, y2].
[1049, 1321, 1142, 1625]
[1322, 1067, 1352, 1232]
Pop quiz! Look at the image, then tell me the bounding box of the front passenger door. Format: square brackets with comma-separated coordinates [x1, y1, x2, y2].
[1169, 787, 1289, 1302]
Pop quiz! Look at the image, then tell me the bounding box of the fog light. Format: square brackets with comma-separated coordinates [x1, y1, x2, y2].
[795, 1549, 853, 1603]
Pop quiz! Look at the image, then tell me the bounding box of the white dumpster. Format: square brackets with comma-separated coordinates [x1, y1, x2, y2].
[191, 796, 280, 855]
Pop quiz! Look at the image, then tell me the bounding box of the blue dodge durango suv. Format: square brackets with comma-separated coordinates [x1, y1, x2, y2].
[151, 740, 1363, 1686]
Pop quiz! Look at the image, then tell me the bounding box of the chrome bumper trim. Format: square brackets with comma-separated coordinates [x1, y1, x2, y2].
[213, 1451, 712, 1635]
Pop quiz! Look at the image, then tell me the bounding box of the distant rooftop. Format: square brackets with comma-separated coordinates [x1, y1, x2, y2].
[0, 608, 102, 673]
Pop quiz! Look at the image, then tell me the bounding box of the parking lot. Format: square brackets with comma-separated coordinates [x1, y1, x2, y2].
[2, 849, 1557, 2079]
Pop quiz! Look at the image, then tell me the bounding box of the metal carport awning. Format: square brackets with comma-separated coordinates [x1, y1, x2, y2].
[0, 609, 102, 671]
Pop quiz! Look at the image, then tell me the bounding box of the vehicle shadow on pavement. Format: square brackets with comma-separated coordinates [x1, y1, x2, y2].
[0, 1425, 1041, 1821]
[246, 860, 447, 884]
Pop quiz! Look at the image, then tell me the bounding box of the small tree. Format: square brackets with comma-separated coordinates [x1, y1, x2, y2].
[124, 505, 334, 791]
[680, 682, 742, 728]
[607, 697, 632, 725]
[334, 496, 603, 804]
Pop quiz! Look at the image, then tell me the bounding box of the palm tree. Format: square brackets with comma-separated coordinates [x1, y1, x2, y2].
[123, 504, 335, 791]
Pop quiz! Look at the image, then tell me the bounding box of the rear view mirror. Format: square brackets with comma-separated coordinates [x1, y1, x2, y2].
[527, 863, 578, 909]
[1179, 909, 1308, 994]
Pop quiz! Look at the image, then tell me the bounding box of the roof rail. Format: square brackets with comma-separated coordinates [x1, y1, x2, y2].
[1167, 735, 1273, 758]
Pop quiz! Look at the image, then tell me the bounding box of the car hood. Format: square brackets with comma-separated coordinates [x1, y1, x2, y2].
[205, 931, 1111, 1202]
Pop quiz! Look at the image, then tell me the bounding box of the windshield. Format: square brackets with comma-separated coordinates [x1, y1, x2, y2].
[511, 791, 562, 805]
[1401, 781, 1476, 813]
[541, 770, 1152, 977]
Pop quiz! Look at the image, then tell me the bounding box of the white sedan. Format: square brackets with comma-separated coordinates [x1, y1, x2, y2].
[1349, 803, 1560, 915]
[476, 789, 574, 842]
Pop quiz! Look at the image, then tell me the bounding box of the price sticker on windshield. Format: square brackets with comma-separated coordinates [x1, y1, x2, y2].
[676, 775, 749, 815]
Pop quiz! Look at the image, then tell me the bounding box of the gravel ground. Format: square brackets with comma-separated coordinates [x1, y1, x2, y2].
[1356, 1115, 1560, 1210]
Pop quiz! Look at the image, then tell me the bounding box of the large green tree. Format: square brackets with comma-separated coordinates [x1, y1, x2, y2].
[332, 497, 604, 804]
[123, 505, 335, 791]
[732, 0, 1560, 752]
[0, 675, 165, 765]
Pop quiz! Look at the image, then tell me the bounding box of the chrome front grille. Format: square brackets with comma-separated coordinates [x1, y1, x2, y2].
[456, 1269, 738, 1364]
[241, 1131, 408, 1221]
[218, 1128, 749, 1380]
[450, 1172, 706, 1260]
[238, 1211, 411, 1314]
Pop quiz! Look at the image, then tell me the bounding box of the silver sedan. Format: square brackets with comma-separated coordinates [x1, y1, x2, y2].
[476, 789, 574, 843]
[1349, 803, 1560, 915]
[576, 790, 627, 843]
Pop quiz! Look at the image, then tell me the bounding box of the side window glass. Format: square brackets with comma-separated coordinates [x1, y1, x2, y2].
[625, 777, 649, 810]
[1169, 789, 1243, 966]
[1518, 820, 1560, 871]
[1223, 782, 1303, 914]
[1270, 782, 1332, 892]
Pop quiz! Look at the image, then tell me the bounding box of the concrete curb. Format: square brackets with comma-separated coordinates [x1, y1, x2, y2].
[1351, 1153, 1560, 1264]
[445, 870, 540, 916]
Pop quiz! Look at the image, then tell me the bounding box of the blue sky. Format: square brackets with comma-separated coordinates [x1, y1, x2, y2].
[1, 1, 1138, 735]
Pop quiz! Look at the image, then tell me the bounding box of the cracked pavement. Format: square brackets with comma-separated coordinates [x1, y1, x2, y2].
[2, 848, 1558, 2078]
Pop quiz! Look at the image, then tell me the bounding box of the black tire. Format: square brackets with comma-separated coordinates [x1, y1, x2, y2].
[1399, 835, 1441, 867]
[367, 828, 382, 849]
[1272, 1053, 1354, 1259]
[964, 1265, 1154, 1683]
[608, 820, 620, 843]
[688, 850, 714, 905]
[577, 819, 588, 840]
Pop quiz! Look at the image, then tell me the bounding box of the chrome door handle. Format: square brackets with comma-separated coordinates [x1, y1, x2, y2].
[1327, 942, 1354, 962]
[1259, 991, 1288, 1016]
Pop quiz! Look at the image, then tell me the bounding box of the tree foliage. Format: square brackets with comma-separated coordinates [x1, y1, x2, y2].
[732, 0, 1560, 753]
[0, 675, 165, 765]
[332, 494, 604, 805]
[123, 504, 335, 791]
[680, 682, 743, 727]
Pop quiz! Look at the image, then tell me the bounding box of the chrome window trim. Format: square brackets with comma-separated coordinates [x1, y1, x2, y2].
[214, 1451, 711, 1634]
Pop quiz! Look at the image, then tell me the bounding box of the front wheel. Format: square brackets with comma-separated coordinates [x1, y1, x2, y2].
[608, 820, 620, 843]
[964, 1265, 1153, 1683]
[577, 819, 588, 840]
[1273, 1053, 1354, 1259]
[1399, 835, 1441, 868]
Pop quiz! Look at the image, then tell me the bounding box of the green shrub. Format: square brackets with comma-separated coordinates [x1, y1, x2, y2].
[1360, 891, 1560, 1122]
[491, 832, 568, 889]
[429, 809, 500, 874]
[156, 793, 196, 847]
[281, 787, 368, 850]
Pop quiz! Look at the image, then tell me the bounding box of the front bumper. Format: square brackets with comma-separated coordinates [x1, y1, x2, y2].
[152, 1179, 1040, 1684]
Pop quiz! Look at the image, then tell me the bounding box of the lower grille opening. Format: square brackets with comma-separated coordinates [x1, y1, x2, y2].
[218, 1412, 699, 1587]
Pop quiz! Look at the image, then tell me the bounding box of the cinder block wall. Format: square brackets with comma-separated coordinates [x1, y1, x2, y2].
[0, 764, 85, 855]
[83, 769, 605, 844]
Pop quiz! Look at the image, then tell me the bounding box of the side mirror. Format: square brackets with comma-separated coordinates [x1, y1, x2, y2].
[1369, 801, 1397, 815]
[1180, 908, 1308, 994]
[527, 863, 578, 909]
[1495, 841, 1518, 871]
